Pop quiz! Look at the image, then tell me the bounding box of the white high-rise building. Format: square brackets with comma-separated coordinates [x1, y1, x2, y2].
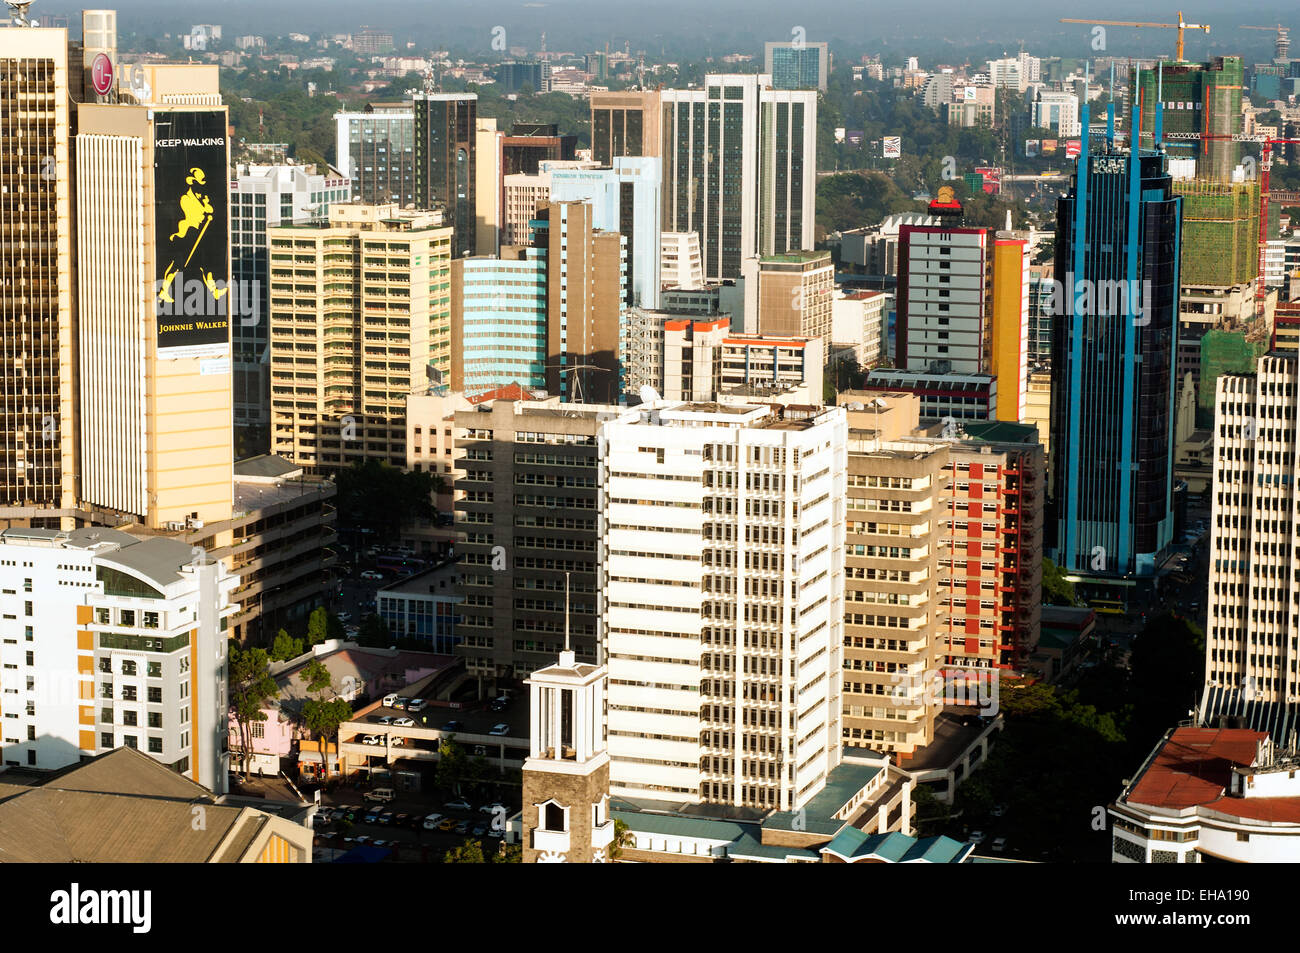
[661, 232, 704, 290]
[986, 57, 1025, 92]
[0, 528, 238, 793]
[1203, 354, 1300, 712]
[600, 401, 847, 812]
[1032, 91, 1080, 137]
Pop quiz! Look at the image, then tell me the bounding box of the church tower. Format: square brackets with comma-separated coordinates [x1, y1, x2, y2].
[521, 648, 614, 862]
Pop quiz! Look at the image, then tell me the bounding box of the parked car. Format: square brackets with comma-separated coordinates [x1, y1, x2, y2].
[442, 720, 464, 732]
[377, 809, 395, 826]
[444, 797, 472, 812]
[376, 716, 393, 725]
[422, 813, 446, 831]
[393, 717, 414, 727]
[337, 611, 352, 623]
[360, 570, 385, 581]
[992, 837, 1008, 852]
[990, 804, 1007, 818]
[393, 697, 410, 710]
[488, 723, 510, 736]
[437, 818, 456, 832]
[472, 823, 487, 837]
[362, 735, 381, 746]
[969, 830, 986, 845]
[390, 737, 405, 747]
[382, 694, 398, 707]
[488, 828, 504, 839]
[490, 696, 509, 712]
[479, 802, 507, 815]
[363, 809, 380, 824]
[455, 820, 470, 835]
[408, 698, 427, 713]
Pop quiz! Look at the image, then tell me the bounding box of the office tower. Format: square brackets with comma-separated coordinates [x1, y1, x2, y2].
[1136, 57, 1244, 179]
[550, 157, 662, 309]
[533, 201, 626, 402]
[267, 205, 452, 472]
[501, 159, 599, 247]
[75, 103, 234, 531]
[755, 251, 834, 350]
[589, 90, 661, 167]
[474, 117, 502, 257]
[764, 40, 830, 91]
[945, 85, 996, 127]
[986, 58, 1025, 91]
[79, 9, 115, 102]
[334, 105, 415, 206]
[661, 75, 816, 282]
[0, 27, 77, 522]
[521, 649, 615, 862]
[450, 249, 548, 398]
[832, 290, 889, 370]
[453, 397, 622, 683]
[496, 60, 549, 95]
[1032, 91, 1080, 137]
[621, 312, 822, 402]
[412, 92, 477, 257]
[600, 401, 847, 811]
[230, 163, 350, 452]
[352, 29, 394, 55]
[1203, 354, 1300, 711]
[1028, 262, 1055, 365]
[502, 123, 577, 176]
[0, 527, 236, 792]
[895, 211, 1029, 421]
[1049, 134, 1182, 582]
[922, 74, 954, 111]
[841, 425, 947, 756]
[660, 232, 703, 289]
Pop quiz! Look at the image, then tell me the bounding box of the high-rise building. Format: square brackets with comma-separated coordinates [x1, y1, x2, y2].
[0, 527, 236, 793]
[495, 60, 550, 95]
[76, 102, 235, 531]
[1049, 132, 1182, 583]
[589, 90, 661, 167]
[764, 40, 830, 91]
[413, 92, 477, 257]
[661, 75, 816, 282]
[660, 232, 704, 290]
[1137, 57, 1244, 179]
[502, 122, 578, 176]
[1032, 91, 1080, 137]
[267, 204, 452, 472]
[453, 397, 622, 683]
[450, 249, 548, 398]
[501, 159, 600, 247]
[0, 27, 77, 522]
[334, 105, 415, 207]
[550, 157, 662, 310]
[533, 201, 627, 403]
[755, 250, 834, 351]
[474, 117, 502, 258]
[1203, 354, 1300, 711]
[230, 163, 351, 450]
[600, 401, 847, 811]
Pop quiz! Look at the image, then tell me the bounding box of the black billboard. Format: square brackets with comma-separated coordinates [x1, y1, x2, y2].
[153, 109, 230, 357]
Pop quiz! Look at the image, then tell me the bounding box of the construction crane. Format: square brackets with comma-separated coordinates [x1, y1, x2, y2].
[1060, 12, 1210, 62]
[1241, 24, 1291, 60]
[1148, 129, 1300, 323]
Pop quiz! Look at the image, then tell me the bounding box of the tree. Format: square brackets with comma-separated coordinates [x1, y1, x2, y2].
[299, 658, 332, 698]
[306, 607, 331, 648]
[228, 643, 278, 781]
[1041, 558, 1079, 606]
[356, 613, 391, 648]
[270, 628, 303, 662]
[494, 841, 522, 863]
[434, 737, 467, 794]
[608, 818, 633, 860]
[443, 838, 487, 863]
[300, 697, 352, 782]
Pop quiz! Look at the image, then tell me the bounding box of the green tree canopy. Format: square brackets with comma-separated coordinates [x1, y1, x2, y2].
[228, 642, 278, 781]
[270, 628, 304, 662]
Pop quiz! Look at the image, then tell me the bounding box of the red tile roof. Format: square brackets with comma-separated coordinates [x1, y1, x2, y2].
[468, 383, 542, 405]
[1128, 727, 1265, 810]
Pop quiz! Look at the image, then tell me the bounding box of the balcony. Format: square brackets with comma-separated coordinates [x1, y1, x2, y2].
[532, 828, 571, 854]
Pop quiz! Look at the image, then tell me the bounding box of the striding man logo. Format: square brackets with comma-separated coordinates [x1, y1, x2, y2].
[159, 166, 227, 305]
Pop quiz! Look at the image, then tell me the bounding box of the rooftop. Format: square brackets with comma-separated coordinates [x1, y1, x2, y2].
[1125, 727, 1292, 815]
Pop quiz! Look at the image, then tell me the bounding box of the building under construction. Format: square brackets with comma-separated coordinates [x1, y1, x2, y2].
[1174, 178, 1261, 286]
[1137, 57, 1244, 179]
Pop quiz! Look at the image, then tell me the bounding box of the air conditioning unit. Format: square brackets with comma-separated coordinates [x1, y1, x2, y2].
[165, 521, 185, 532]
[189, 519, 205, 529]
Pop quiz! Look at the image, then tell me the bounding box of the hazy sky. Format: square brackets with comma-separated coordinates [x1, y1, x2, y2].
[85, 1, 1296, 62]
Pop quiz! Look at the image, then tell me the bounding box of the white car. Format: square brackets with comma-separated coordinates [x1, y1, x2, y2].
[407, 698, 427, 713]
[361, 735, 381, 746]
[479, 802, 507, 815]
[444, 798, 472, 812]
[390, 737, 405, 747]
[488, 723, 510, 736]
[969, 830, 986, 845]
[992, 837, 1008, 852]
[422, 813, 446, 830]
[392, 717, 414, 727]
[376, 716, 393, 725]
[382, 693, 398, 707]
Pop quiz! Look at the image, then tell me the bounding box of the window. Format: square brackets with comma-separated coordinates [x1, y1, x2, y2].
[119, 609, 136, 627]
[100, 732, 113, 748]
[251, 722, 265, 739]
[121, 660, 137, 676]
[101, 707, 112, 723]
[22, 578, 31, 593]
[24, 651, 32, 666]
[23, 601, 31, 616]
[148, 712, 162, 729]
[147, 661, 162, 678]
[143, 612, 160, 630]
[148, 737, 163, 754]
[123, 710, 138, 727]
[542, 802, 567, 832]
[148, 687, 163, 704]
[98, 658, 111, 674]
[95, 608, 110, 625]
[121, 685, 137, 702]
[124, 736, 138, 750]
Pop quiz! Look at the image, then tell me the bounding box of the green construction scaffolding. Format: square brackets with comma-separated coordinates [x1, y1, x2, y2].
[1175, 179, 1261, 287]
[1198, 328, 1268, 425]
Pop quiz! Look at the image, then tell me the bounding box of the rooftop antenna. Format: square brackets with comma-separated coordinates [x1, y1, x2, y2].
[5, 0, 36, 27]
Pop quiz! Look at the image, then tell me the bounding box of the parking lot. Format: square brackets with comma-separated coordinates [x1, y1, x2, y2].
[311, 792, 517, 863]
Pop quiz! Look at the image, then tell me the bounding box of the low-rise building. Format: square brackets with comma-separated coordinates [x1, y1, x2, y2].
[377, 562, 461, 653]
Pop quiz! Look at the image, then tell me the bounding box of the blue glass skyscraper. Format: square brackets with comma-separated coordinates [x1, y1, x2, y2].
[1049, 103, 1182, 582]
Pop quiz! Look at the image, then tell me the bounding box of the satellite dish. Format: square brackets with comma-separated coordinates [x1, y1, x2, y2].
[639, 385, 662, 406]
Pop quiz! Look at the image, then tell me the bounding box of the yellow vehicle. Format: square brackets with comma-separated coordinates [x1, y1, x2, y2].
[1089, 598, 1126, 616]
